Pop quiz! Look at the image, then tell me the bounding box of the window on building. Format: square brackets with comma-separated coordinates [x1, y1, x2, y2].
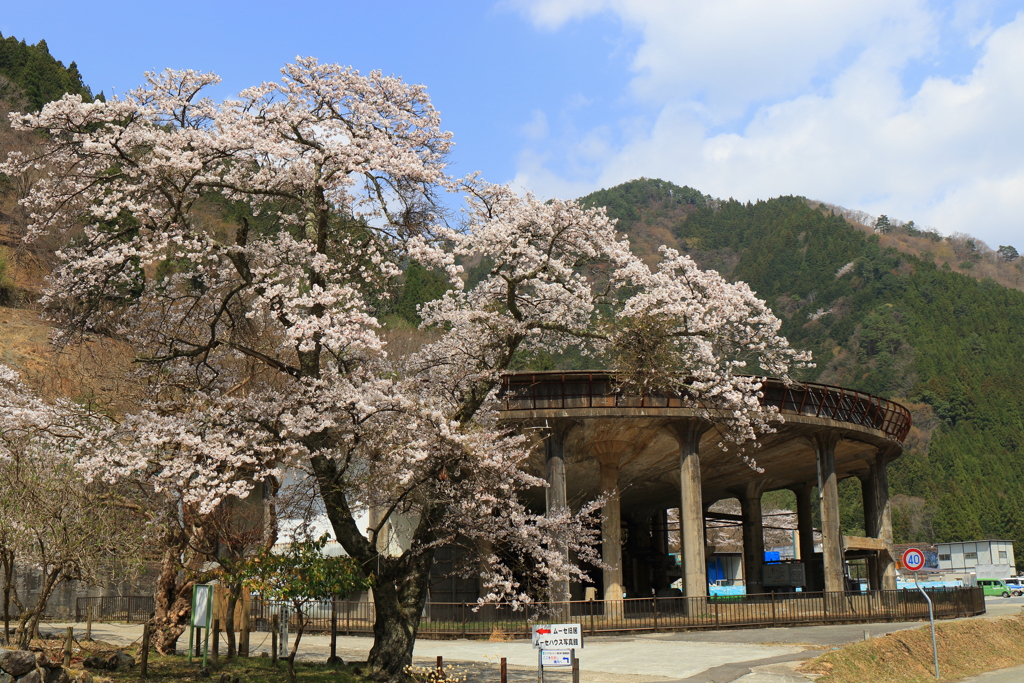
[939, 554, 951, 561]
[1000, 551, 1008, 560]
[965, 551, 978, 560]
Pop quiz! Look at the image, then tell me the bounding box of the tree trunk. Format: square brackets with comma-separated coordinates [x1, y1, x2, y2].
[14, 565, 61, 649]
[365, 578, 426, 681]
[1, 549, 13, 645]
[151, 542, 204, 655]
[312, 455, 439, 682]
[224, 583, 240, 658]
[286, 607, 305, 683]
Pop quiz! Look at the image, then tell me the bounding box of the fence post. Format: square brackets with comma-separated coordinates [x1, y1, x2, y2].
[330, 599, 338, 663]
[271, 615, 278, 665]
[501, 656, 507, 683]
[140, 622, 151, 678]
[653, 597, 658, 633]
[771, 592, 777, 628]
[462, 603, 467, 638]
[63, 627, 73, 667]
[436, 655, 443, 678]
[85, 605, 93, 642]
[211, 619, 219, 668]
[589, 599, 595, 636]
[346, 600, 352, 636]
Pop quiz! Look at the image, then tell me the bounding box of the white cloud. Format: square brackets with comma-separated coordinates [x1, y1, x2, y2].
[520, 109, 549, 140]
[510, 1, 1024, 248]
[515, 0, 937, 117]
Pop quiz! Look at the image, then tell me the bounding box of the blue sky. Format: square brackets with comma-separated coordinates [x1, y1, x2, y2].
[3, 0, 1023, 249]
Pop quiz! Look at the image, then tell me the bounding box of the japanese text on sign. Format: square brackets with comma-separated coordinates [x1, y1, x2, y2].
[532, 623, 583, 649]
[541, 649, 573, 667]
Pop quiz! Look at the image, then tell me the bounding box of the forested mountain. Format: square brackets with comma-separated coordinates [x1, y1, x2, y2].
[0, 33, 95, 111]
[577, 179, 1024, 559]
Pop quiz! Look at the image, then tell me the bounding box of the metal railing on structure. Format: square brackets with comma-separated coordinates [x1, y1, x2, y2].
[247, 588, 983, 637]
[500, 372, 913, 443]
[75, 596, 154, 623]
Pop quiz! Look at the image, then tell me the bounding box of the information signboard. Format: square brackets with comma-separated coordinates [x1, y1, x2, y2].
[532, 623, 583, 649]
[191, 584, 214, 628]
[541, 650, 573, 667]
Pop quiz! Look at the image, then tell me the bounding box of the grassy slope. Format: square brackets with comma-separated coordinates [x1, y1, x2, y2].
[802, 614, 1024, 682]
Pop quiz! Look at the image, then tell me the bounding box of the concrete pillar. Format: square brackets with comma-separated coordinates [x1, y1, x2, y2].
[631, 514, 654, 597]
[545, 421, 572, 603]
[598, 454, 624, 605]
[673, 420, 710, 599]
[652, 509, 670, 592]
[792, 483, 816, 567]
[866, 445, 899, 591]
[812, 432, 845, 594]
[859, 472, 881, 591]
[739, 488, 766, 595]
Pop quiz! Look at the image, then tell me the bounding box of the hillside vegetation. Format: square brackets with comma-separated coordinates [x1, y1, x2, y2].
[0, 33, 95, 111]
[579, 179, 1024, 557]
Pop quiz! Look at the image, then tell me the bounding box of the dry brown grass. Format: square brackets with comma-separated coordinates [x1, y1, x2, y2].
[800, 613, 1024, 682]
[0, 305, 139, 411]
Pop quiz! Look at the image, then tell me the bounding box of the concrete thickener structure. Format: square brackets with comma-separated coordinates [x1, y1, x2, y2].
[499, 372, 912, 603]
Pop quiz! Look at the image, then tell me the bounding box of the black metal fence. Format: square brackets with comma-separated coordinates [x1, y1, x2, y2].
[74, 595, 154, 623]
[246, 587, 983, 637]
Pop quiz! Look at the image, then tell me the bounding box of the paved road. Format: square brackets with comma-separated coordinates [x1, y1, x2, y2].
[35, 596, 1022, 683]
[959, 663, 1024, 682]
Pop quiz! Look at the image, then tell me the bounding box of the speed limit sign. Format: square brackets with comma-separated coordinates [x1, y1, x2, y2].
[902, 547, 926, 571]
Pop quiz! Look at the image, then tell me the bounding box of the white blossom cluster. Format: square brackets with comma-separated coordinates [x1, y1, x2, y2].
[2, 59, 809, 604]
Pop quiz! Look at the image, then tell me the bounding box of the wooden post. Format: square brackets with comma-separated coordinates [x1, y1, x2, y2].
[571, 650, 580, 683]
[271, 615, 278, 665]
[436, 655, 443, 679]
[85, 605, 93, 642]
[140, 622, 151, 678]
[330, 599, 338, 663]
[501, 657, 508, 683]
[211, 619, 219, 667]
[63, 627, 73, 667]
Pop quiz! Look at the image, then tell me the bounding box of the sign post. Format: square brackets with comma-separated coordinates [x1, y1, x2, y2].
[533, 623, 583, 682]
[188, 584, 214, 667]
[902, 548, 939, 680]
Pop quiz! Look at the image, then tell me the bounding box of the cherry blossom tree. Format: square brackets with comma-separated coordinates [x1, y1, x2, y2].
[3, 59, 809, 679]
[0, 365, 148, 649]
